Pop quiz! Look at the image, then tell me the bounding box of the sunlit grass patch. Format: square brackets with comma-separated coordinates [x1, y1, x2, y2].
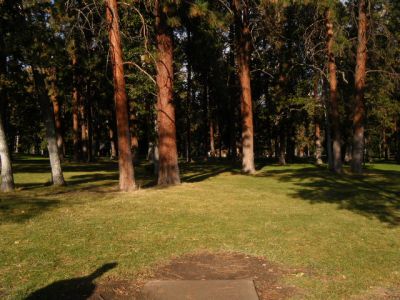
[1, 156, 399, 299]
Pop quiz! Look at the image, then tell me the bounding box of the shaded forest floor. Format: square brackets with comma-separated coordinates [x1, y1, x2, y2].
[1, 155, 400, 299]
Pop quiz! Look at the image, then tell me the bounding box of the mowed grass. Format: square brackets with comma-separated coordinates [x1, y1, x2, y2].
[1, 155, 399, 299]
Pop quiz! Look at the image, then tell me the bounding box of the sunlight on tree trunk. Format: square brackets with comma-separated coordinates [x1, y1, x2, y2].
[351, 0, 368, 174]
[34, 69, 66, 186]
[155, 0, 180, 185]
[325, 8, 342, 174]
[106, 0, 136, 191]
[0, 107, 14, 192]
[233, 0, 255, 174]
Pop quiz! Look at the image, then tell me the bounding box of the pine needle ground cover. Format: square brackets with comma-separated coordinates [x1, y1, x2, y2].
[1, 156, 399, 299]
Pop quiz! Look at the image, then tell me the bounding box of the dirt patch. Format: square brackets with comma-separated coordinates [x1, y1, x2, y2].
[90, 251, 301, 300]
[351, 286, 400, 300]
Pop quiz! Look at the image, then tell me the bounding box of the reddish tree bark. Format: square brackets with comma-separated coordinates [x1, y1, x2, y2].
[106, 0, 136, 191]
[325, 8, 342, 174]
[155, 0, 180, 185]
[71, 53, 81, 161]
[233, 0, 256, 174]
[351, 0, 368, 174]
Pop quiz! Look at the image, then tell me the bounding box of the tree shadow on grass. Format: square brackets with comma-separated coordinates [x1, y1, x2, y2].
[25, 263, 117, 300]
[181, 162, 238, 183]
[0, 195, 60, 224]
[258, 165, 400, 226]
[138, 161, 239, 188]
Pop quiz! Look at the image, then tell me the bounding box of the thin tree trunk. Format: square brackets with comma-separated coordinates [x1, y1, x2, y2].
[351, 0, 368, 173]
[322, 79, 334, 168]
[228, 24, 237, 160]
[185, 31, 192, 163]
[34, 69, 66, 186]
[106, 0, 136, 191]
[383, 130, 389, 160]
[71, 52, 81, 161]
[203, 75, 209, 157]
[86, 91, 93, 162]
[396, 119, 400, 164]
[344, 143, 352, 163]
[314, 79, 323, 165]
[0, 103, 14, 192]
[210, 119, 215, 157]
[315, 122, 323, 165]
[129, 104, 138, 160]
[0, 53, 14, 192]
[233, 0, 255, 174]
[155, 0, 180, 185]
[279, 122, 286, 165]
[325, 8, 342, 174]
[48, 72, 65, 160]
[80, 96, 89, 161]
[109, 126, 117, 159]
[286, 125, 295, 163]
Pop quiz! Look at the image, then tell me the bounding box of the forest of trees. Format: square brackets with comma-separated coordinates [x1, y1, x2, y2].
[0, 0, 399, 191]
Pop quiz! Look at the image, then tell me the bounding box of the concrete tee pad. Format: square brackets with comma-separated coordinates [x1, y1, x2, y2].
[141, 279, 259, 300]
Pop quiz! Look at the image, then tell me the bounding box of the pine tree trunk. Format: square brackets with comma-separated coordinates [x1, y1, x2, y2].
[0, 53, 14, 192]
[315, 122, 323, 165]
[203, 75, 209, 157]
[314, 79, 323, 165]
[34, 69, 66, 186]
[383, 130, 389, 160]
[185, 30, 192, 163]
[129, 105, 139, 160]
[80, 97, 89, 161]
[52, 95, 64, 159]
[210, 120, 215, 157]
[325, 8, 342, 174]
[87, 96, 93, 162]
[48, 71, 65, 160]
[396, 119, 400, 164]
[0, 103, 14, 192]
[109, 127, 117, 159]
[155, 0, 180, 185]
[351, 0, 368, 174]
[278, 123, 286, 165]
[106, 0, 136, 191]
[228, 24, 237, 160]
[233, 0, 255, 174]
[71, 52, 81, 161]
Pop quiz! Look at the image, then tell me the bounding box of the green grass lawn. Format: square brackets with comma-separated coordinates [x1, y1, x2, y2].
[1, 155, 399, 299]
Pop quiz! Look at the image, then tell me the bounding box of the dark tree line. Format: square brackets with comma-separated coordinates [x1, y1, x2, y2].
[0, 0, 399, 191]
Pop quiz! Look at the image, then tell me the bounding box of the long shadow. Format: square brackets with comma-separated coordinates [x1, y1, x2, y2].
[258, 165, 400, 226]
[0, 195, 60, 224]
[25, 263, 117, 300]
[13, 161, 118, 174]
[181, 161, 238, 183]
